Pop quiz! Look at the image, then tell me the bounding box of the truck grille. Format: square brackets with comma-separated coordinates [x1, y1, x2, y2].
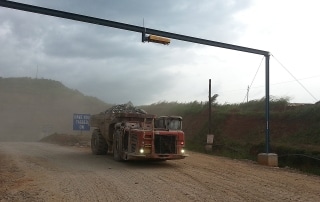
[154, 135, 177, 154]
[131, 133, 137, 152]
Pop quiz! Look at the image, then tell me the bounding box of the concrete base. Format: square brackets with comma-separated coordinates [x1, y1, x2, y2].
[257, 153, 278, 167]
[205, 144, 213, 152]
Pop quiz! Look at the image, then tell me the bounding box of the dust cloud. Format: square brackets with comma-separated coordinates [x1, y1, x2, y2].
[0, 78, 110, 142]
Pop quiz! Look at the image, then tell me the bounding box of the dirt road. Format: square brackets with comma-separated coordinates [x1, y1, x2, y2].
[1, 142, 319, 202]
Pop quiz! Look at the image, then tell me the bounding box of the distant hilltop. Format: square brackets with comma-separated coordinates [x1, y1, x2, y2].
[0, 77, 112, 141]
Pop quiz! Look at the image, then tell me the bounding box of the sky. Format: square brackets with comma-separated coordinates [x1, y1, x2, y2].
[1, 0, 320, 105]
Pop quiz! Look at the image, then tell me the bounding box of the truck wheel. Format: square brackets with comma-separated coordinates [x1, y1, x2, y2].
[91, 129, 108, 155]
[113, 130, 122, 161]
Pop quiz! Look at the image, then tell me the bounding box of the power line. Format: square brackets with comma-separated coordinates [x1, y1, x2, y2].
[216, 75, 320, 100]
[250, 75, 320, 89]
[225, 55, 319, 102]
[242, 56, 264, 103]
[271, 54, 318, 102]
[271, 75, 320, 86]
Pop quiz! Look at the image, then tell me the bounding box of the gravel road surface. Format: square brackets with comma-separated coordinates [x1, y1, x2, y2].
[1, 142, 319, 201]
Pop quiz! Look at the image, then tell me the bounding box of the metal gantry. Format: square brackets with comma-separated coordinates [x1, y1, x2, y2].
[0, 0, 271, 153]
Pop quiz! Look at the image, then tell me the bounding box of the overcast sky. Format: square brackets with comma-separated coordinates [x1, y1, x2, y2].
[1, 0, 319, 105]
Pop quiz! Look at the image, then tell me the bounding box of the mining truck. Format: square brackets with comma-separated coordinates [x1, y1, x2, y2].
[89, 104, 187, 161]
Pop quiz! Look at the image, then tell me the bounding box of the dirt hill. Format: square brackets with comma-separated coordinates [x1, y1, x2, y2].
[0, 77, 111, 141]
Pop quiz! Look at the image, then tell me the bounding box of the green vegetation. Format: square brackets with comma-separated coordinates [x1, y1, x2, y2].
[140, 100, 207, 117]
[143, 97, 320, 175]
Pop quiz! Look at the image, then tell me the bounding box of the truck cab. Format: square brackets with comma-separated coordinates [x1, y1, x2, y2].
[155, 116, 182, 130]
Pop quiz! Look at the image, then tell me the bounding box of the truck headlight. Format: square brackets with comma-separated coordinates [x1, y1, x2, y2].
[139, 148, 144, 154]
[181, 149, 185, 154]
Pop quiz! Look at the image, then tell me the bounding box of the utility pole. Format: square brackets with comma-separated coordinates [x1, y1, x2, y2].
[247, 85, 249, 103]
[208, 79, 212, 134]
[205, 79, 214, 152]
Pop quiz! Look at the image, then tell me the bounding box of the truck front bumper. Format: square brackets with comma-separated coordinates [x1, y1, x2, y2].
[124, 153, 189, 161]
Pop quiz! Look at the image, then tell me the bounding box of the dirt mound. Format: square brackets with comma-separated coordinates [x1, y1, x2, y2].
[104, 102, 147, 114]
[39, 133, 91, 147]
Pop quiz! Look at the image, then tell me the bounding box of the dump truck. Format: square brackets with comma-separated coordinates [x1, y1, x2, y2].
[89, 104, 187, 161]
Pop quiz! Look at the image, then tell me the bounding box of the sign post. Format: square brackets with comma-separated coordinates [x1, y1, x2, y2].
[73, 113, 90, 133]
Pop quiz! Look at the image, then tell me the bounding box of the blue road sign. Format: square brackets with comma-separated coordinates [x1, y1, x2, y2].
[73, 113, 90, 131]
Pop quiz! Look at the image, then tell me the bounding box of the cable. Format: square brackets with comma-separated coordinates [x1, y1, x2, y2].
[242, 56, 264, 103]
[248, 75, 320, 89]
[271, 54, 318, 102]
[271, 75, 320, 86]
[215, 73, 320, 102]
[216, 73, 320, 99]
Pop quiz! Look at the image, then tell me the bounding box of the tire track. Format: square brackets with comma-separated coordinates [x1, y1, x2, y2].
[1, 142, 320, 201]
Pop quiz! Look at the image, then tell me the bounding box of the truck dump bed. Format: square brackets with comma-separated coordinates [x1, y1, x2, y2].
[90, 103, 155, 128]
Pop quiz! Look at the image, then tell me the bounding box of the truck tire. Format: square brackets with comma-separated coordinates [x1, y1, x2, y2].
[113, 130, 122, 161]
[91, 129, 108, 155]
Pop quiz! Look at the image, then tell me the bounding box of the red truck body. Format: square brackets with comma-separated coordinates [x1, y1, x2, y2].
[89, 104, 187, 161]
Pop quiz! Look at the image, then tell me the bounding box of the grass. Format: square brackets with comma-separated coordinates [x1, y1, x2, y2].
[145, 98, 320, 175]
